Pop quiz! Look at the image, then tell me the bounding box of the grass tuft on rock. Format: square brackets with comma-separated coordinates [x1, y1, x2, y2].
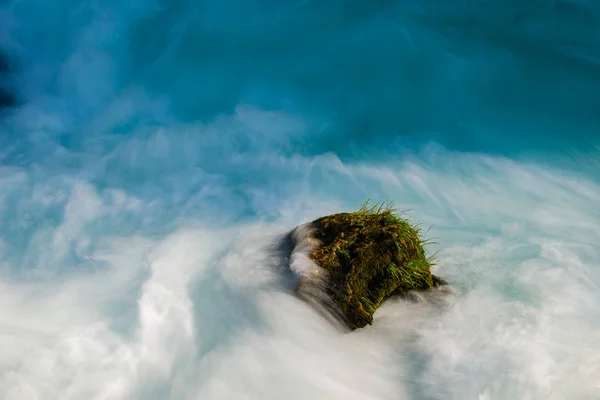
[309, 200, 445, 330]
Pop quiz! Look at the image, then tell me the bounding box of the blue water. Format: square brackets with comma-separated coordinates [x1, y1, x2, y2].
[1, 1, 599, 399]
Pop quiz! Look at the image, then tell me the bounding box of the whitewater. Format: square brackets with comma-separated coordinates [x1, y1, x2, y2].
[1, 1, 599, 399]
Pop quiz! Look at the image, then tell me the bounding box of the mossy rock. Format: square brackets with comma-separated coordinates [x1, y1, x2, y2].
[306, 202, 446, 330]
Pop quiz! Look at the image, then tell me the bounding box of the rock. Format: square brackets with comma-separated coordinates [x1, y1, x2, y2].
[293, 201, 446, 330]
[0, 51, 9, 74]
[0, 89, 15, 108]
[0, 50, 16, 108]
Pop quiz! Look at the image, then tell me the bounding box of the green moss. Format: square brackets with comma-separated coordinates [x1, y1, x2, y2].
[310, 200, 445, 330]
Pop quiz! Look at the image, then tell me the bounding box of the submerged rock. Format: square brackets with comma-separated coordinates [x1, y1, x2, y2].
[0, 50, 16, 108]
[0, 89, 15, 108]
[292, 202, 446, 330]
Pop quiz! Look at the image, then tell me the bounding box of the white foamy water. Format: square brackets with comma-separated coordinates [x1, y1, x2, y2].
[2, 0, 600, 398]
[1, 145, 599, 399]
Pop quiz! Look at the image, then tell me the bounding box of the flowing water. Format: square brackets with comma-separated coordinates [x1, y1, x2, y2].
[1, 1, 600, 399]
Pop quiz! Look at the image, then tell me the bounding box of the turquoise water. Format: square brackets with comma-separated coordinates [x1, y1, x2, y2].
[1, 1, 599, 399]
